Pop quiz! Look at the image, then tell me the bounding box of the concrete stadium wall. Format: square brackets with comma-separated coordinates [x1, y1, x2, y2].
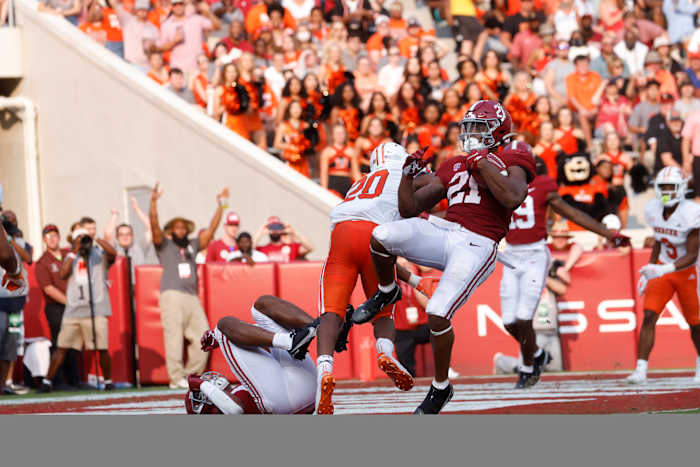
[2, 0, 338, 256]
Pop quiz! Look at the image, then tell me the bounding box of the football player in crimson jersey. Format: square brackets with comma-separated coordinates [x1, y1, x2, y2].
[631, 167, 700, 385]
[353, 100, 537, 414]
[187, 295, 321, 414]
[501, 156, 630, 389]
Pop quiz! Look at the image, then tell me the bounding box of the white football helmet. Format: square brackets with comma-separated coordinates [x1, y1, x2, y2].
[654, 167, 688, 207]
[369, 142, 408, 171]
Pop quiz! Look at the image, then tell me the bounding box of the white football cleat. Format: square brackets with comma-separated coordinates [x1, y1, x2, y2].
[626, 371, 647, 385]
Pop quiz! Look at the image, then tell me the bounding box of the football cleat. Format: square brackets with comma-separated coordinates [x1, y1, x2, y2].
[315, 372, 336, 415]
[515, 371, 537, 389]
[626, 371, 647, 385]
[335, 304, 355, 353]
[289, 324, 317, 360]
[352, 284, 402, 324]
[413, 384, 454, 414]
[530, 349, 552, 386]
[377, 353, 414, 391]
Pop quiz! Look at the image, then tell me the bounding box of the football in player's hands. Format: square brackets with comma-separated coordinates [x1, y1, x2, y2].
[200, 330, 219, 352]
[637, 275, 648, 296]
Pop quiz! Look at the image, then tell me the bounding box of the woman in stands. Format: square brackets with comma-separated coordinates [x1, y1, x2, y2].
[274, 100, 313, 177]
[146, 51, 169, 86]
[416, 101, 446, 160]
[215, 62, 250, 140]
[191, 54, 211, 111]
[353, 56, 380, 109]
[393, 81, 423, 136]
[319, 124, 360, 198]
[533, 121, 563, 180]
[238, 53, 267, 150]
[464, 82, 484, 109]
[328, 81, 362, 143]
[554, 106, 586, 154]
[440, 88, 467, 129]
[522, 95, 554, 140]
[452, 58, 478, 97]
[424, 60, 449, 102]
[504, 71, 537, 133]
[437, 122, 461, 170]
[278, 76, 306, 125]
[355, 117, 392, 173]
[320, 44, 346, 94]
[360, 92, 398, 141]
[475, 50, 510, 101]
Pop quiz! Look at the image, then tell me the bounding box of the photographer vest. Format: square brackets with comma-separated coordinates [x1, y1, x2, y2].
[64, 247, 112, 319]
[532, 288, 558, 334]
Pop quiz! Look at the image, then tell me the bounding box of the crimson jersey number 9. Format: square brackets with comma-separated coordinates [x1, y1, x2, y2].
[344, 169, 389, 202]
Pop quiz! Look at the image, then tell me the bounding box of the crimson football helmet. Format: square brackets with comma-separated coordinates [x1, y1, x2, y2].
[459, 100, 513, 153]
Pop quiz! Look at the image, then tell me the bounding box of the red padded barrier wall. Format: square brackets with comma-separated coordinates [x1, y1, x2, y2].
[632, 249, 698, 369]
[134, 266, 169, 384]
[23, 264, 51, 339]
[203, 263, 277, 381]
[276, 262, 355, 380]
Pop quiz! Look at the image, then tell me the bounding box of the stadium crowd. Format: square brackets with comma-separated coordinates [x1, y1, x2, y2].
[26, 0, 700, 227]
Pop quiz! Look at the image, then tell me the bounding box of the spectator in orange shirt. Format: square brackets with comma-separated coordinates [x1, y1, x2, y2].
[245, 0, 296, 39]
[505, 71, 537, 132]
[147, 0, 171, 30]
[566, 54, 602, 147]
[191, 54, 211, 110]
[643, 50, 679, 100]
[79, 2, 109, 46]
[146, 50, 169, 85]
[101, 1, 125, 58]
[366, 15, 391, 65]
[416, 101, 446, 159]
[398, 17, 423, 58]
[387, 1, 407, 41]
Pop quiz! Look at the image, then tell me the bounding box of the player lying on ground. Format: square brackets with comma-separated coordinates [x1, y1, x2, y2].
[500, 155, 629, 389]
[633, 167, 700, 384]
[187, 295, 347, 414]
[353, 100, 537, 414]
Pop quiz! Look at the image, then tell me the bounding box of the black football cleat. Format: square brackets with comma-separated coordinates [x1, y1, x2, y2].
[352, 284, 402, 324]
[532, 350, 552, 381]
[289, 324, 317, 360]
[413, 384, 454, 414]
[335, 305, 355, 353]
[515, 371, 537, 389]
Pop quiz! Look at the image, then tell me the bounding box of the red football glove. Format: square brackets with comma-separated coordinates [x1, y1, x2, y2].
[610, 232, 631, 248]
[200, 330, 219, 352]
[402, 146, 431, 179]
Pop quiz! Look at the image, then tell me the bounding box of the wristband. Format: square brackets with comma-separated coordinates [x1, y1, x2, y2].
[408, 273, 421, 288]
[660, 263, 675, 275]
[67, 252, 77, 261]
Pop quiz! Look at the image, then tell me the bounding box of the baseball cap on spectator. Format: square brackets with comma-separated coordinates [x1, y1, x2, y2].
[669, 110, 683, 121]
[644, 51, 662, 65]
[660, 93, 675, 103]
[134, 0, 151, 10]
[407, 17, 420, 28]
[652, 36, 671, 49]
[375, 15, 389, 26]
[42, 224, 59, 235]
[266, 216, 285, 231]
[225, 212, 240, 226]
[645, 79, 660, 89]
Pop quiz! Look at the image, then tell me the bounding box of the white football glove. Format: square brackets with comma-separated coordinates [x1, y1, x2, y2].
[639, 263, 675, 281]
[637, 275, 649, 296]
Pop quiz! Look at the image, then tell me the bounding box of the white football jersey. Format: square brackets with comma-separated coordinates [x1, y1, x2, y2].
[330, 159, 405, 228]
[0, 249, 28, 298]
[644, 198, 700, 265]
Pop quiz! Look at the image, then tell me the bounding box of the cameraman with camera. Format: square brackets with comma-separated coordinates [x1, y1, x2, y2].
[40, 217, 117, 392]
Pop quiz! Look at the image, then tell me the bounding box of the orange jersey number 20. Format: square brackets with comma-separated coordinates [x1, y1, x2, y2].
[344, 169, 389, 202]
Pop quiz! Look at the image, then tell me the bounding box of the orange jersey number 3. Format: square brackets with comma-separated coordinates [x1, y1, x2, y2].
[660, 238, 678, 260]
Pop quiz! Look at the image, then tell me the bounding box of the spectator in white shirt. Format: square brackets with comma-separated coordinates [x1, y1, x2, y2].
[377, 46, 405, 99]
[613, 26, 649, 76]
